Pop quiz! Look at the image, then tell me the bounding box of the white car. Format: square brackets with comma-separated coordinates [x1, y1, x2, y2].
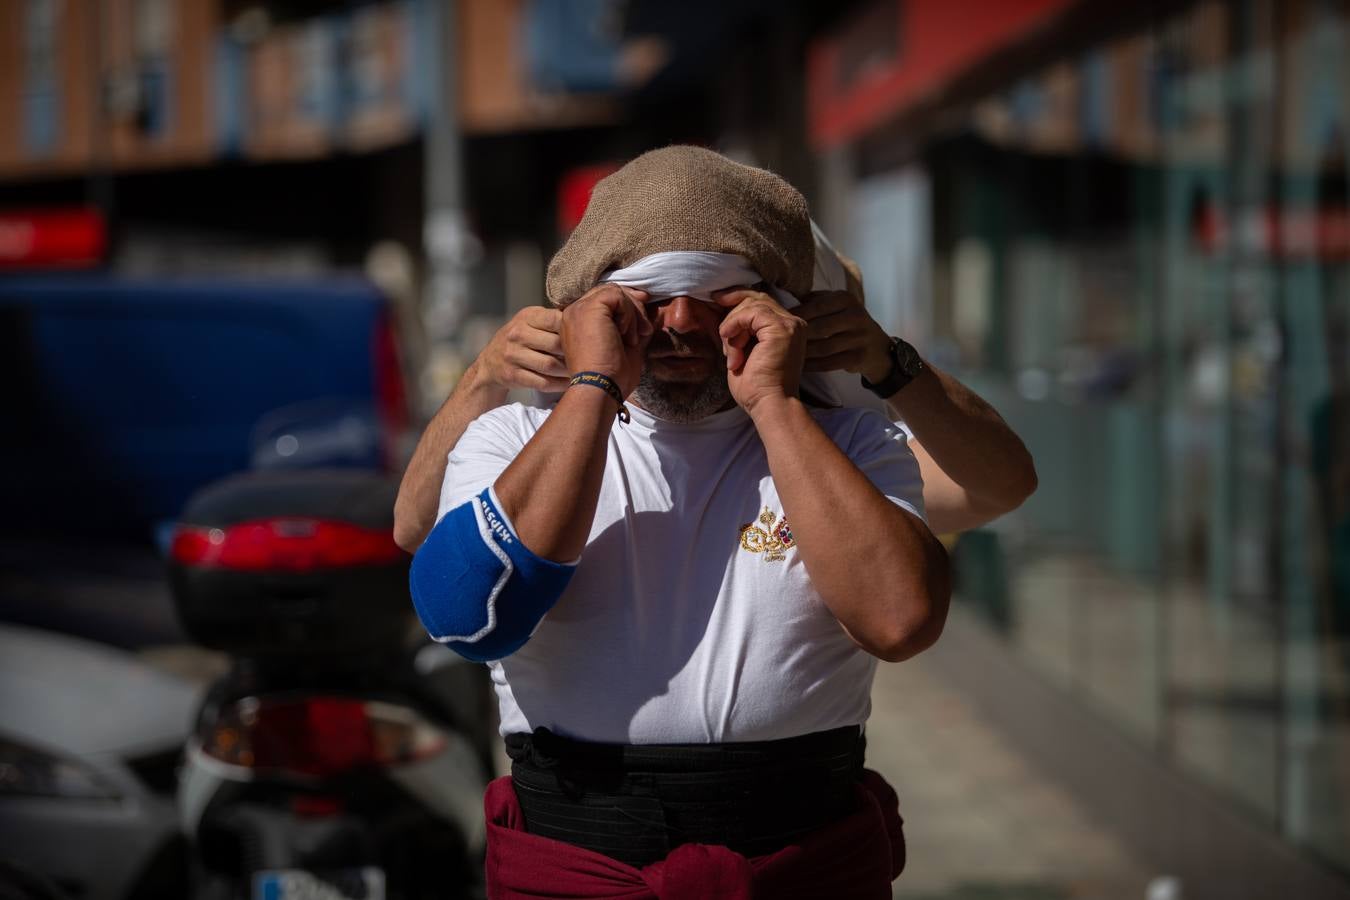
[0, 623, 201, 900]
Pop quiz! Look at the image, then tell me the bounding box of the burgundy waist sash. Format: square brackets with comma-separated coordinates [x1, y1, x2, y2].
[483, 768, 905, 900]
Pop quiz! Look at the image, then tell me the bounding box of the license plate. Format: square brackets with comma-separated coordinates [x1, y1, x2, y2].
[253, 869, 386, 900]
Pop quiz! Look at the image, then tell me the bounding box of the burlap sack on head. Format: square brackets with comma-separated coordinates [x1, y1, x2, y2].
[545, 145, 815, 306]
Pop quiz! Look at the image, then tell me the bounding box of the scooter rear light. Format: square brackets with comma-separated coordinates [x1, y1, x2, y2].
[290, 794, 345, 817]
[170, 519, 407, 572]
[202, 697, 446, 778]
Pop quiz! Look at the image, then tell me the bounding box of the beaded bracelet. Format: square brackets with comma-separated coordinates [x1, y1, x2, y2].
[570, 371, 630, 424]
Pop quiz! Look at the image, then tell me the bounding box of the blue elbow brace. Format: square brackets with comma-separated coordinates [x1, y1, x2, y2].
[409, 488, 575, 662]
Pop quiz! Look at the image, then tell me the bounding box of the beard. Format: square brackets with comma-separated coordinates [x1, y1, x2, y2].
[631, 329, 733, 423]
[632, 367, 733, 423]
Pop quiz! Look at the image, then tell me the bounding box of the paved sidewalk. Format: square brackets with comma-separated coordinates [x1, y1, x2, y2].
[866, 649, 1156, 900]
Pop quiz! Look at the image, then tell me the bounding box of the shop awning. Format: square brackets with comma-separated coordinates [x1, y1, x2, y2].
[807, 0, 1080, 150]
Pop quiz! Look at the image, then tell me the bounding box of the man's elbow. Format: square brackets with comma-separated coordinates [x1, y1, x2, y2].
[998, 444, 1039, 512]
[973, 450, 1039, 522]
[392, 497, 428, 553]
[393, 519, 423, 554]
[873, 549, 952, 662]
[1009, 452, 1039, 508]
[875, 593, 951, 663]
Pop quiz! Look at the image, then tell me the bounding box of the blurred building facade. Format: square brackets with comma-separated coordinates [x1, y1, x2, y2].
[0, 0, 812, 410]
[0, 0, 434, 282]
[808, 0, 1350, 895]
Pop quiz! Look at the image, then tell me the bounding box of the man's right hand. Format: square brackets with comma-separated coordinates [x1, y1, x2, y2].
[561, 285, 652, 396]
[477, 306, 570, 393]
[795, 289, 893, 384]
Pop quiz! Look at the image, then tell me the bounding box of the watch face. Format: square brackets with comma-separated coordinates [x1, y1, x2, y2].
[861, 337, 920, 398]
[895, 339, 923, 377]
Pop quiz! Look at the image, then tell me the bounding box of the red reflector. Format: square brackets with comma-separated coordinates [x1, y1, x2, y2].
[202, 697, 446, 778]
[255, 698, 377, 778]
[171, 519, 407, 572]
[291, 794, 345, 817]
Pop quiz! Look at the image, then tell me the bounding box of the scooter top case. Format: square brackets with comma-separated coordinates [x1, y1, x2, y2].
[168, 470, 413, 657]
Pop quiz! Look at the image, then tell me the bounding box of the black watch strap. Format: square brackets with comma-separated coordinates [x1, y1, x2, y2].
[861, 337, 924, 398]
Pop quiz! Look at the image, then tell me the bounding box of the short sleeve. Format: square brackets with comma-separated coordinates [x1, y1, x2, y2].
[837, 409, 927, 525]
[437, 404, 545, 522]
[814, 373, 911, 437]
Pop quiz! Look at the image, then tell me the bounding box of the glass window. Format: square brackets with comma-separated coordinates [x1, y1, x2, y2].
[1271, 0, 1350, 872]
[928, 0, 1350, 874]
[1158, 0, 1283, 828]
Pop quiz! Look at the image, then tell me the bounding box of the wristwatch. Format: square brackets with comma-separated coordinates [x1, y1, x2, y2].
[860, 336, 924, 398]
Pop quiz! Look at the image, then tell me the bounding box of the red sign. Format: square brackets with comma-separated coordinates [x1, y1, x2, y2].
[807, 0, 1076, 150]
[557, 163, 622, 235]
[0, 208, 106, 269]
[1195, 204, 1350, 261]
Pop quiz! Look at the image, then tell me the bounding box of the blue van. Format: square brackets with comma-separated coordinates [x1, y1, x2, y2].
[0, 275, 409, 543]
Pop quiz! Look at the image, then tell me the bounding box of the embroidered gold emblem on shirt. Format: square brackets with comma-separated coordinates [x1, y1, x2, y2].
[738, 508, 795, 562]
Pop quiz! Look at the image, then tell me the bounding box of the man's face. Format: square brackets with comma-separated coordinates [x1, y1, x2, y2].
[632, 294, 735, 422]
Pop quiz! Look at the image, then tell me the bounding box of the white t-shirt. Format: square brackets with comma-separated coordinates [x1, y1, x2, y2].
[438, 401, 926, 744]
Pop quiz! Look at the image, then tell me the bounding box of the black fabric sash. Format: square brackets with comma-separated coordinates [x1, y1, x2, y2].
[504, 726, 866, 868]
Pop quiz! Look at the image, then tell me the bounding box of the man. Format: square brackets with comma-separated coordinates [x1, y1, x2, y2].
[393, 221, 1035, 556]
[405, 146, 1030, 898]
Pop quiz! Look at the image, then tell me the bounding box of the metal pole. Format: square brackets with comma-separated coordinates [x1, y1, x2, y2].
[422, 0, 479, 345]
[88, 0, 115, 257]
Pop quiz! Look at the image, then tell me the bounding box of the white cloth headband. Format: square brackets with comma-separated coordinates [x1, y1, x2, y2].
[599, 251, 798, 308]
[597, 219, 851, 305]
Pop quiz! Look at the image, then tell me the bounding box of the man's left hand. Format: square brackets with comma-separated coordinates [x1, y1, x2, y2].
[715, 289, 806, 414]
[795, 290, 892, 384]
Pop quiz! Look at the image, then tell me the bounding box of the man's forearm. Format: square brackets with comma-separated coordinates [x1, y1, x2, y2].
[885, 362, 1037, 531]
[492, 387, 615, 563]
[750, 398, 950, 662]
[394, 362, 508, 551]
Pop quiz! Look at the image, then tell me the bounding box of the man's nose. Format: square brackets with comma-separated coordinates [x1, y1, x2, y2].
[655, 295, 704, 333]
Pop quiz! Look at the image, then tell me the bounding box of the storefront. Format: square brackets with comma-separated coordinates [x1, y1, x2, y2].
[811, 0, 1349, 892]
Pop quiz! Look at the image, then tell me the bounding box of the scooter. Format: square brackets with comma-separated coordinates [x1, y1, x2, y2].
[168, 469, 493, 900]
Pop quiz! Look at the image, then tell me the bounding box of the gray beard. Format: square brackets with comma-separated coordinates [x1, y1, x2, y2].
[632, 367, 733, 423]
